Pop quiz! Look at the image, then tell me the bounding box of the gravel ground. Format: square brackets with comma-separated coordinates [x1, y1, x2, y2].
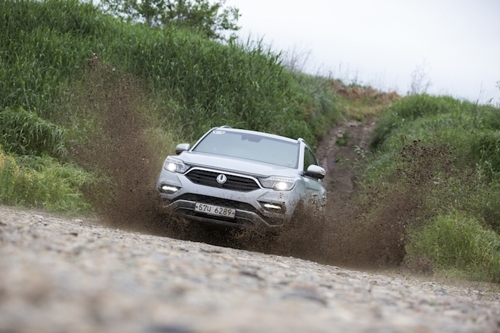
[1, 206, 500, 333]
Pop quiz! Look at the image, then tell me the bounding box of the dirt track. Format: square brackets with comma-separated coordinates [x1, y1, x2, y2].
[2, 205, 500, 333]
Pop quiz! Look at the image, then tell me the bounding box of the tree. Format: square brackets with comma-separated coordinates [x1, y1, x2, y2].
[99, 0, 240, 40]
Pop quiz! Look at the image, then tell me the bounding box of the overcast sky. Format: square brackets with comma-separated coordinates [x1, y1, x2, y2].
[226, 0, 500, 104]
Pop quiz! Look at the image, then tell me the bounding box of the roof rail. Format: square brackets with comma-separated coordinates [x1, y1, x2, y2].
[218, 125, 232, 129]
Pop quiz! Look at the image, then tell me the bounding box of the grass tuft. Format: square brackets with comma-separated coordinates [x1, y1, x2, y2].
[0, 147, 92, 212]
[406, 213, 500, 283]
[0, 106, 66, 157]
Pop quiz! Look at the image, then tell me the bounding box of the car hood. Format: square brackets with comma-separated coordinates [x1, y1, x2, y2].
[176, 152, 300, 178]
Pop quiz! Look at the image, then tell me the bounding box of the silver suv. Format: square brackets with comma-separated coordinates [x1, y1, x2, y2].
[156, 126, 327, 228]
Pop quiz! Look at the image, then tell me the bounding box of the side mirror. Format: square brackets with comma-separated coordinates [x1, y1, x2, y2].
[305, 165, 326, 179]
[175, 143, 190, 155]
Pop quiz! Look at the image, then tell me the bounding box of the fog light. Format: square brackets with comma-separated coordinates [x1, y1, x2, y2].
[262, 203, 282, 211]
[161, 185, 180, 194]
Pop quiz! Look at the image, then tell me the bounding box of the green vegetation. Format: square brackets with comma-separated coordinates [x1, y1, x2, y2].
[360, 94, 500, 282]
[0, 147, 92, 212]
[407, 213, 500, 282]
[0, 0, 341, 212]
[335, 131, 351, 146]
[0, 107, 66, 157]
[334, 83, 399, 121]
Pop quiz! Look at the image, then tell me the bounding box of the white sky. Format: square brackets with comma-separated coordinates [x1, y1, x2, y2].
[226, 0, 500, 104]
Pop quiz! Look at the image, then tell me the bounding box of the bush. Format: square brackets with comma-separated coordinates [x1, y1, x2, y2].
[288, 72, 342, 141]
[471, 130, 500, 176]
[357, 94, 500, 281]
[371, 94, 462, 149]
[0, 148, 93, 212]
[407, 213, 500, 283]
[0, 107, 66, 157]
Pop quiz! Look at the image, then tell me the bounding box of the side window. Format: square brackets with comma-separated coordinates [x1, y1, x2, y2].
[303, 147, 318, 171]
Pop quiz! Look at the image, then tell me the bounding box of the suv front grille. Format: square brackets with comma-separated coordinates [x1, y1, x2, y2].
[185, 169, 260, 192]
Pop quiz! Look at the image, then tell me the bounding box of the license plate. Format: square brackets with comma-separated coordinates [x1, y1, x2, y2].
[194, 203, 236, 218]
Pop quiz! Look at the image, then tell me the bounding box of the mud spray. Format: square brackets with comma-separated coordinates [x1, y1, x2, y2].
[71, 62, 431, 271]
[68, 59, 166, 235]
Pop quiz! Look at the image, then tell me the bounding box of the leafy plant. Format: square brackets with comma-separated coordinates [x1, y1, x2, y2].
[353, 145, 365, 158]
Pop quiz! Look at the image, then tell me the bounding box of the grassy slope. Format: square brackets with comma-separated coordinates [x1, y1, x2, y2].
[0, 0, 341, 143]
[361, 94, 500, 282]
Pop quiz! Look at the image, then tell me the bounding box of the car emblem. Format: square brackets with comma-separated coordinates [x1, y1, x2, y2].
[216, 174, 227, 185]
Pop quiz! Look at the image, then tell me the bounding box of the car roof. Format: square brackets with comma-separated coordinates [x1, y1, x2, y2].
[212, 126, 304, 146]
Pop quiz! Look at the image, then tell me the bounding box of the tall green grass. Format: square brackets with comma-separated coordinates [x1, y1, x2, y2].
[287, 72, 342, 140]
[0, 107, 66, 157]
[407, 213, 500, 283]
[0, 147, 92, 212]
[1, 0, 340, 144]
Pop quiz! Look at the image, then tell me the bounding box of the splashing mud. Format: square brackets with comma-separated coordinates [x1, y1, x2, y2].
[70, 63, 431, 270]
[68, 59, 165, 235]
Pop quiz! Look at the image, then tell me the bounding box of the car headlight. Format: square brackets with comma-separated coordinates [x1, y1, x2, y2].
[259, 176, 297, 191]
[163, 157, 190, 174]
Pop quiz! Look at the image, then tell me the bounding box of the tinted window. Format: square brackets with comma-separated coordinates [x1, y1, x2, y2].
[194, 130, 299, 168]
[303, 147, 318, 171]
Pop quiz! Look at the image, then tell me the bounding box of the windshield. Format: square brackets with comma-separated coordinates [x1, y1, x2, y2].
[193, 130, 299, 168]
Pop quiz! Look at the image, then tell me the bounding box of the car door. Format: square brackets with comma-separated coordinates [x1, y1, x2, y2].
[302, 147, 327, 210]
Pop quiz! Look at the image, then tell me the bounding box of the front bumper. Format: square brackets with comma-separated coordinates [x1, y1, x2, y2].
[156, 169, 300, 228]
[159, 198, 282, 228]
